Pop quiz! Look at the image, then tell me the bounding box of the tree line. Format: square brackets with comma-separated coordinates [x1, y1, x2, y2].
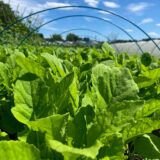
[46, 33, 91, 42]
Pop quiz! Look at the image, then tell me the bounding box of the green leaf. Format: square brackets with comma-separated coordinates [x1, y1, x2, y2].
[68, 76, 79, 113]
[122, 118, 160, 142]
[47, 72, 75, 114]
[0, 141, 41, 160]
[136, 99, 160, 118]
[63, 60, 74, 73]
[102, 42, 115, 56]
[16, 56, 46, 80]
[42, 53, 66, 77]
[133, 134, 160, 159]
[0, 62, 10, 89]
[49, 140, 103, 160]
[29, 114, 68, 141]
[134, 76, 155, 89]
[43, 54, 78, 113]
[12, 72, 74, 124]
[135, 68, 160, 89]
[0, 131, 9, 140]
[98, 134, 125, 160]
[109, 100, 144, 129]
[66, 108, 87, 148]
[82, 90, 93, 107]
[92, 64, 139, 104]
[91, 64, 140, 131]
[101, 60, 115, 67]
[6, 51, 24, 70]
[12, 77, 49, 124]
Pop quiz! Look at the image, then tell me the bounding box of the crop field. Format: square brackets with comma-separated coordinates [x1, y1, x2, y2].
[1, 43, 160, 160]
[1, 0, 160, 159]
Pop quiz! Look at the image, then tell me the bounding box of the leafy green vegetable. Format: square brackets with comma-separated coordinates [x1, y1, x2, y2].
[0, 141, 41, 160]
[1, 43, 160, 160]
[141, 52, 152, 66]
[49, 140, 102, 160]
[132, 134, 160, 159]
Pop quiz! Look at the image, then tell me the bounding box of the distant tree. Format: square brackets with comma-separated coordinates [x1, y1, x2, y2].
[83, 37, 90, 43]
[0, 1, 45, 45]
[50, 34, 64, 42]
[106, 32, 119, 43]
[66, 33, 80, 42]
[0, 1, 17, 27]
[110, 39, 133, 44]
[0, 1, 32, 34]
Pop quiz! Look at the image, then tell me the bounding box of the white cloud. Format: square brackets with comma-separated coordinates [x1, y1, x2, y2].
[148, 32, 160, 37]
[2, 0, 36, 14]
[126, 29, 133, 33]
[139, 18, 154, 25]
[98, 10, 116, 15]
[84, 0, 99, 7]
[127, 2, 151, 12]
[43, 25, 57, 31]
[103, 18, 111, 21]
[103, 1, 120, 8]
[2, 0, 73, 15]
[37, 2, 73, 10]
[99, 11, 111, 14]
[156, 24, 160, 26]
[84, 17, 93, 22]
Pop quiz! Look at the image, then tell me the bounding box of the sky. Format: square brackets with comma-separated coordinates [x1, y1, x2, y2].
[2, 0, 160, 41]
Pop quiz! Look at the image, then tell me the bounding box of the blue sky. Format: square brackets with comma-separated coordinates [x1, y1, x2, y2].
[2, 0, 160, 40]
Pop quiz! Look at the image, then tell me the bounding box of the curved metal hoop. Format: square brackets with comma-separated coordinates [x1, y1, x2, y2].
[17, 15, 144, 53]
[0, 5, 159, 52]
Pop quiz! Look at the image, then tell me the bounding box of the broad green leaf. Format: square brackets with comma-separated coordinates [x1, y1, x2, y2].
[136, 99, 160, 118]
[102, 42, 115, 56]
[6, 52, 24, 81]
[12, 72, 74, 124]
[42, 54, 78, 112]
[0, 62, 10, 89]
[135, 76, 155, 89]
[91, 64, 140, 132]
[6, 51, 24, 70]
[0, 141, 41, 160]
[135, 68, 160, 88]
[47, 72, 74, 114]
[12, 77, 49, 124]
[82, 90, 93, 107]
[108, 100, 144, 129]
[49, 140, 103, 160]
[122, 118, 160, 142]
[42, 53, 66, 77]
[101, 60, 115, 67]
[69, 78, 79, 113]
[66, 108, 87, 148]
[26, 130, 63, 160]
[133, 134, 160, 159]
[98, 134, 125, 160]
[92, 64, 139, 104]
[63, 60, 74, 73]
[16, 56, 46, 80]
[29, 114, 68, 141]
[143, 68, 160, 80]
